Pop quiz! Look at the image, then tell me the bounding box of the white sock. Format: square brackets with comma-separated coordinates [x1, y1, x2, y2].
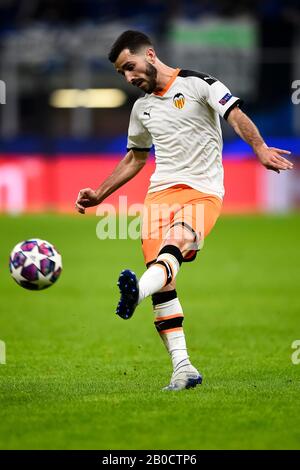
[162, 330, 191, 371]
[138, 252, 181, 303]
[154, 297, 191, 371]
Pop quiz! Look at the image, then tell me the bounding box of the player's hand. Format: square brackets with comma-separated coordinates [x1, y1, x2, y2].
[75, 188, 100, 214]
[255, 144, 293, 173]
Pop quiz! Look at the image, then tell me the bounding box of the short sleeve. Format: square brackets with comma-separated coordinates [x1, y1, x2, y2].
[192, 72, 242, 120]
[206, 79, 242, 120]
[127, 101, 153, 152]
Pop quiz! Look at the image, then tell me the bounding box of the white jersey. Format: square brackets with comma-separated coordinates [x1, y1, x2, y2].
[127, 69, 242, 199]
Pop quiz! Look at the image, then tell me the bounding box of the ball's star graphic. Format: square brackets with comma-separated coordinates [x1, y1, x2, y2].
[23, 245, 49, 269]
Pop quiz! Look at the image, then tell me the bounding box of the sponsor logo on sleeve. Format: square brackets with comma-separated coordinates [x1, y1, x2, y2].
[219, 93, 232, 105]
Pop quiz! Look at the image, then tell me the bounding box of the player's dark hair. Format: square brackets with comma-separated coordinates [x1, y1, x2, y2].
[108, 30, 153, 63]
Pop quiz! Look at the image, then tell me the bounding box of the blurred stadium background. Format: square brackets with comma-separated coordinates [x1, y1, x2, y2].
[0, 0, 299, 214]
[1, 0, 300, 451]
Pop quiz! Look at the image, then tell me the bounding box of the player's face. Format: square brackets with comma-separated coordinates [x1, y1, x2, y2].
[115, 48, 158, 94]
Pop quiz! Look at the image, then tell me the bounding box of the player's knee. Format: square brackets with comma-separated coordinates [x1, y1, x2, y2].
[163, 230, 195, 253]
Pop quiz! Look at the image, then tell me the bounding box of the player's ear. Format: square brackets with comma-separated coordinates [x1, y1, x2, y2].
[145, 47, 156, 64]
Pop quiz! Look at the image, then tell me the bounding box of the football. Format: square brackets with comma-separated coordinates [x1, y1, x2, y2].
[9, 238, 62, 290]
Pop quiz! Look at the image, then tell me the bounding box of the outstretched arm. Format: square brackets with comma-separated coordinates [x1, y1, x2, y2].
[227, 107, 293, 173]
[75, 149, 149, 214]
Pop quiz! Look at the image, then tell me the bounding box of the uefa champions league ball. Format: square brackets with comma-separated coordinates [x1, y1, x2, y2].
[9, 239, 62, 290]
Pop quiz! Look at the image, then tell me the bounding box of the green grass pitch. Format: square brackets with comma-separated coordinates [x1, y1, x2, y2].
[0, 213, 299, 450]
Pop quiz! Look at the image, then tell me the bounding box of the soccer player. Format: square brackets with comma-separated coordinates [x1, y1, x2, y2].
[75, 30, 293, 391]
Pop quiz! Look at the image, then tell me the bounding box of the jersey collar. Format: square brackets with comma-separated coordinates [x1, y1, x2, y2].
[153, 68, 181, 97]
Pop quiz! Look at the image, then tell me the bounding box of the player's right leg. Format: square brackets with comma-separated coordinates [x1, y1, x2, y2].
[116, 190, 188, 320]
[116, 187, 222, 319]
[116, 222, 192, 319]
[137, 224, 193, 302]
[116, 269, 139, 320]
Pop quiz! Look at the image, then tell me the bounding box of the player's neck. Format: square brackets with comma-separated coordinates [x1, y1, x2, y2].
[154, 61, 178, 93]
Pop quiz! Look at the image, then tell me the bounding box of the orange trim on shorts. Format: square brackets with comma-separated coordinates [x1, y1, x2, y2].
[155, 313, 184, 322]
[153, 68, 181, 97]
[159, 327, 183, 335]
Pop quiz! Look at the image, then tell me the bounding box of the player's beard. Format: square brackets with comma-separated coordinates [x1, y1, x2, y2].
[142, 62, 158, 94]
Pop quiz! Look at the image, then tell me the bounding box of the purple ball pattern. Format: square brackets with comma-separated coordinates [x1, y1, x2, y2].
[40, 258, 55, 276]
[20, 240, 38, 252]
[51, 267, 62, 283]
[21, 264, 39, 282]
[10, 238, 62, 290]
[38, 242, 55, 257]
[11, 251, 26, 269]
[20, 280, 39, 290]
